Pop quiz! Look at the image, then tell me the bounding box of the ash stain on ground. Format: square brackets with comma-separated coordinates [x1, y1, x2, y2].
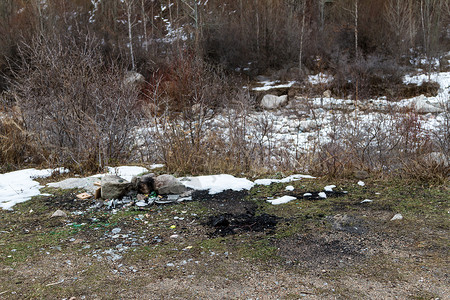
[193, 189, 280, 236]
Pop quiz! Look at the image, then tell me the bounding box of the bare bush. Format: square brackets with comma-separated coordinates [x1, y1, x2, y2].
[4, 32, 140, 172]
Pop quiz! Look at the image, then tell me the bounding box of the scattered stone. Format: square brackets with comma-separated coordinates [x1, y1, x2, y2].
[51, 210, 67, 218]
[101, 175, 131, 200]
[391, 214, 403, 221]
[260, 94, 288, 110]
[354, 170, 369, 180]
[422, 152, 449, 167]
[154, 175, 187, 195]
[76, 192, 92, 200]
[323, 90, 332, 98]
[131, 173, 155, 194]
[170, 234, 179, 239]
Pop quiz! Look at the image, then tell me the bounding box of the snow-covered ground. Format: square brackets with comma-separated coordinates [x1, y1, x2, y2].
[0, 168, 67, 210]
[1, 71, 448, 210]
[0, 168, 315, 209]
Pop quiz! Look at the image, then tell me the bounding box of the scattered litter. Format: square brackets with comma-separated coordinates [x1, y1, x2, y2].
[177, 196, 193, 202]
[135, 201, 148, 207]
[111, 228, 121, 234]
[170, 225, 176, 229]
[360, 199, 373, 203]
[391, 214, 403, 221]
[267, 196, 297, 205]
[167, 194, 179, 201]
[76, 192, 92, 200]
[285, 185, 294, 191]
[358, 181, 365, 187]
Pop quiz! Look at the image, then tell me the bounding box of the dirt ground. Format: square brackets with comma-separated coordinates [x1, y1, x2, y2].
[0, 177, 448, 299]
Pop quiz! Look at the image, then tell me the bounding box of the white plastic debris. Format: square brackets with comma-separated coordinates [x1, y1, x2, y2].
[357, 181, 365, 186]
[111, 228, 122, 234]
[390, 214, 403, 221]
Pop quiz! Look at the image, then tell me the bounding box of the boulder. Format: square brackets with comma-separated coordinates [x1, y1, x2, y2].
[124, 71, 145, 86]
[423, 152, 449, 167]
[101, 175, 131, 200]
[411, 95, 444, 113]
[260, 94, 288, 110]
[131, 173, 155, 194]
[154, 174, 187, 195]
[354, 170, 369, 180]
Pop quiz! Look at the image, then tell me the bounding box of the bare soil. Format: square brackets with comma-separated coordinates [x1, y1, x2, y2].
[0, 178, 448, 299]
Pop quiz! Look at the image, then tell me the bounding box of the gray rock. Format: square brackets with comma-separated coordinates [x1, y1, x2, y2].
[101, 175, 131, 199]
[323, 89, 332, 98]
[423, 152, 449, 167]
[411, 95, 444, 113]
[51, 209, 67, 218]
[124, 71, 145, 86]
[131, 173, 155, 194]
[354, 170, 369, 180]
[154, 174, 187, 195]
[260, 94, 288, 110]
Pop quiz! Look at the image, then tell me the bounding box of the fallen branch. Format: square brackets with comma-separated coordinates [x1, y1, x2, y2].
[45, 279, 64, 287]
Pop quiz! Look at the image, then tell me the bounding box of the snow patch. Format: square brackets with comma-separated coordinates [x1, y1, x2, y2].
[180, 174, 255, 194]
[254, 174, 315, 186]
[0, 168, 67, 210]
[324, 185, 336, 192]
[267, 196, 297, 205]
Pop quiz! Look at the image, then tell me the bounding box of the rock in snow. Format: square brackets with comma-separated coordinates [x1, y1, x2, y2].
[260, 94, 288, 110]
[101, 175, 131, 200]
[155, 175, 187, 195]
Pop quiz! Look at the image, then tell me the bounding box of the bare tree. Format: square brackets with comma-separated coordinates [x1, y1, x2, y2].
[385, 0, 417, 59]
[122, 0, 137, 70]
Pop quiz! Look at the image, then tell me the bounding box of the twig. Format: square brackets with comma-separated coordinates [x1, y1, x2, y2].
[45, 279, 64, 287]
